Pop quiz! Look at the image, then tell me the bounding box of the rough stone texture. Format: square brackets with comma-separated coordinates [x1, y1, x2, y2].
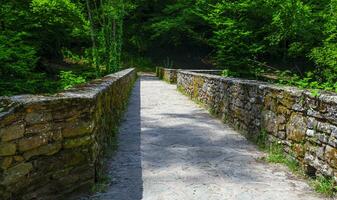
[88, 75, 322, 200]
[0, 68, 136, 200]
[156, 67, 221, 84]
[176, 69, 337, 182]
[156, 67, 178, 84]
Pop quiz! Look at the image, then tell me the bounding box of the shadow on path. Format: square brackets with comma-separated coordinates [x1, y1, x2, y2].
[82, 74, 322, 200]
[86, 78, 143, 200]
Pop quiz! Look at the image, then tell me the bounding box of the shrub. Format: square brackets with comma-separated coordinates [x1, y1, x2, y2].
[59, 71, 86, 90]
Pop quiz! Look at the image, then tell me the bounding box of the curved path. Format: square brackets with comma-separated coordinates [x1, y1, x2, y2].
[89, 74, 325, 200]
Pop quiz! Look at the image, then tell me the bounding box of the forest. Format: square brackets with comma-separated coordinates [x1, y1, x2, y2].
[1, 0, 337, 95]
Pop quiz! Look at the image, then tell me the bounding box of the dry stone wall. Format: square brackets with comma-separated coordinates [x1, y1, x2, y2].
[156, 67, 178, 84]
[176, 70, 337, 182]
[0, 68, 137, 200]
[156, 67, 221, 84]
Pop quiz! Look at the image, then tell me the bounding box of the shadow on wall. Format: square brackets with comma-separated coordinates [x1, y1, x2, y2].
[82, 78, 143, 200]
[81, 74, 318, 199]
[139, 75, 267, 187]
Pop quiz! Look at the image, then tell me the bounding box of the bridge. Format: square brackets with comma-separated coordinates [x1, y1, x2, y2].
[0, 68, 335, 199]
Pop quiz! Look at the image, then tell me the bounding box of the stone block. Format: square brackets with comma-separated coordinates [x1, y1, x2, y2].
[277, 105, 291, 116]
[18, 132, 52, 152]
[278, 92, 296, 109]
[292, 143, 305, 158]
[25, 123, 52, 135]
[316, 133, 329, 144]
[276, 131, 286, 139]
[14, 156, 24, 162]
[325, 145, 337, 169]
[25, 111, 52, 125]
[0, 143, 16, 156]
[62, 121, 94, 138]
[2, 162, 33, 185]
[0, 123, 25, 142]
[262, 110, 278, 135]
[328, 136, 337, 148]
[1, 157, 13, 170]
[23, 143, 62, 160]
[307, 117, 317, 129]
[331, 125, 337, 138]
[306, 129, 315, 137]
[63, 135, 93, 149]
[286, 113, 307, 142]
[317, 122, 332, 134]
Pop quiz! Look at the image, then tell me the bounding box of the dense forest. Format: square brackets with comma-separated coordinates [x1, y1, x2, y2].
[1, 0, 337, 95]
[0, 0, 125, 95]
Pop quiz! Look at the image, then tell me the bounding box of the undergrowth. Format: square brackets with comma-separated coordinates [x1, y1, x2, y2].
[221, 67, 337, 95]
[257, 130, 336, 197]
[310, 176, 337, 197]
[177, 83, 337, 197]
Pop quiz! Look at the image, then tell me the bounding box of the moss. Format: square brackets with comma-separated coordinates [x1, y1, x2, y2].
[93, 75, 138, 191]
[257, 132, 336, 197]
[91, 174, 111, 193]
[192, 76, 203, 99]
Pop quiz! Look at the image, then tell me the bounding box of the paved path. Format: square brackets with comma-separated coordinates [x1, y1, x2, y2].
[89, 75, 325, 200]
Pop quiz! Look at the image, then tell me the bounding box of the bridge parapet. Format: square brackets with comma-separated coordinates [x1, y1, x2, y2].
[177, 69, 337, 182]
[0, 68, 137, 199]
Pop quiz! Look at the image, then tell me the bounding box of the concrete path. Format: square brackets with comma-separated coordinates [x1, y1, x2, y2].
[89, 75, 325, 200]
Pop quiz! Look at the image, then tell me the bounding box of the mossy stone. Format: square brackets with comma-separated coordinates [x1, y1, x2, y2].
[2, 162, 33, 185]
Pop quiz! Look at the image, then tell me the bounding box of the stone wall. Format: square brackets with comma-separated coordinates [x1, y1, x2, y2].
[156, 67, 178, 84]
[156, 67, 221, 84]
[177, 70, 337, 182]
[0, 68, 137, 199]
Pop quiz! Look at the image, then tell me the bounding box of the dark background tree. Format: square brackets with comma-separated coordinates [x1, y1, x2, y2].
[1, 0, 336, 95]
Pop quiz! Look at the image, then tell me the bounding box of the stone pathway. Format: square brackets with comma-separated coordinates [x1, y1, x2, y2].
[88, 75, 326, 200]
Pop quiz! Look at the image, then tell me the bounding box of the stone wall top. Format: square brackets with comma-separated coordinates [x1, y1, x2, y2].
[178, 70, 337, 104]
[0, 68, 137, 199]
[0, 69, 135, 119]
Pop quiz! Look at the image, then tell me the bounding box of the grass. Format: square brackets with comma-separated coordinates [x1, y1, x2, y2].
[176, 83, 337, 197]
[265, 143, 302, 174]
[256, 131, 336, 197]
[310, 176, 337, 197]
[91, 175, 111, 193]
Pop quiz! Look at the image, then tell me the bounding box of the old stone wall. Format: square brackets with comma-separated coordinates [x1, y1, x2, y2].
[177, 70, 337, 182]
[0, 68, 137, 200]
[156, 67, 178, 84]
[156, 67, 221, 84]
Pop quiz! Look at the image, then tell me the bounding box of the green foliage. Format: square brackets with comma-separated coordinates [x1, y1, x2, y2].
[310, 176, 336, 197]
[256, 131, 301, 174]
[59, 71, 86, 90]
[310, 0, 337, 74]
[0, 74, 59, 96]
[266, 143, 289, 164]
[87, 0, 126, 75]
[0, 33, 37, 77]
[256, 130, 268, 150]
[0, 0, 128, 96]
[30, 0, 89, 59]
[125, 0, 337, 93]
[277, 70, 337, 93]
[256, 132, 336, 196]
[221, 69, 238, 78]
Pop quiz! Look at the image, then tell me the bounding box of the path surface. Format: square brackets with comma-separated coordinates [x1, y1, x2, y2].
[89, 75, 324, 200]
